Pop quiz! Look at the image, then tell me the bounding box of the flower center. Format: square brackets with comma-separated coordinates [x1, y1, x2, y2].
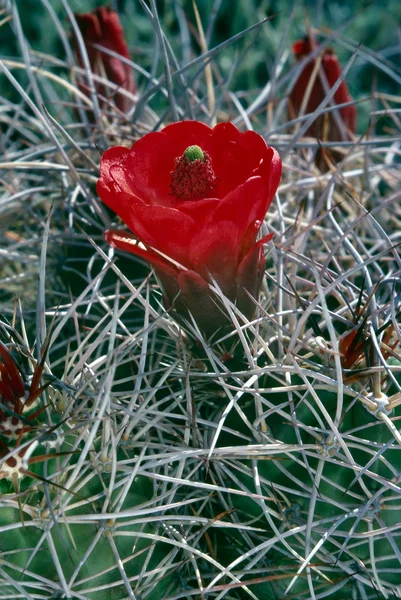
[170, 145, 217, 200]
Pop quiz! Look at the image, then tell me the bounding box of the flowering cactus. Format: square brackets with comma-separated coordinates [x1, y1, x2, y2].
[289, 35, 356, 141]
[74, 6, 135, 113]
[97, 121, 282, 336]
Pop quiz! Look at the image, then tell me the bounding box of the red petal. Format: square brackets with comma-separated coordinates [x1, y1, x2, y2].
[176, 198, 220, 221]
[188, 221, 240, 297]
[238, 129, 271, 159]
[98, 146, 131, 189]
[210, 177, 267, 239]
[161, 120, 213, 146]
[123, 132, 173, 205]
[124, 204, 197, 267]
[264, 147, 282, 201]
[105, 230, 178, 278]
[210, 121, 241, 145]
[209, 125, 260, 198]
[96, 181, 144, 224]
[209, 124, 281, 202]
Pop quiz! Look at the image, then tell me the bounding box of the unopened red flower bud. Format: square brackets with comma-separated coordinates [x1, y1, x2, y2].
[73, 6, 135, 114]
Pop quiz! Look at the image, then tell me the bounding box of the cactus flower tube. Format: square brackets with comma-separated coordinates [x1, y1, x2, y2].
[97, 121, 282, 336]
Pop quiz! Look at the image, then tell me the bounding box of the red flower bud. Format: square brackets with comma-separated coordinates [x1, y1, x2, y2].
[289, 35, 356, 142]
[97, 121, 282, 337]
[73, 6, 135, 113]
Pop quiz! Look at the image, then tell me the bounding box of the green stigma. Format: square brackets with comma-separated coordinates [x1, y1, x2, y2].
[183, 145, 205, 162]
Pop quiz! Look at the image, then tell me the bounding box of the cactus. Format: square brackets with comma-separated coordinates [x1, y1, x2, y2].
[1, 1, 401, 599]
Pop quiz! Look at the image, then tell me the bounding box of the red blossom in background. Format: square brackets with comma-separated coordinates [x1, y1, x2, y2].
[289, 35, 356, 142]
[74, 6, 135, 113]
[97, 121, 282, 336]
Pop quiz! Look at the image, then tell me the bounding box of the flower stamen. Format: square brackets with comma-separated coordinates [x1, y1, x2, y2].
[170, 145, 217, 201]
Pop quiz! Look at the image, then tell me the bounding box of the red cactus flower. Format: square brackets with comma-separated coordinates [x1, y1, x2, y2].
[289, 35, 356, 142]
[74, 6, 135, 113]
[97, 121, 282, 336]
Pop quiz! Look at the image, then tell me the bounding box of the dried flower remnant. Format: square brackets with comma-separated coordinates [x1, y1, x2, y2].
[97, 121, 282, 336]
